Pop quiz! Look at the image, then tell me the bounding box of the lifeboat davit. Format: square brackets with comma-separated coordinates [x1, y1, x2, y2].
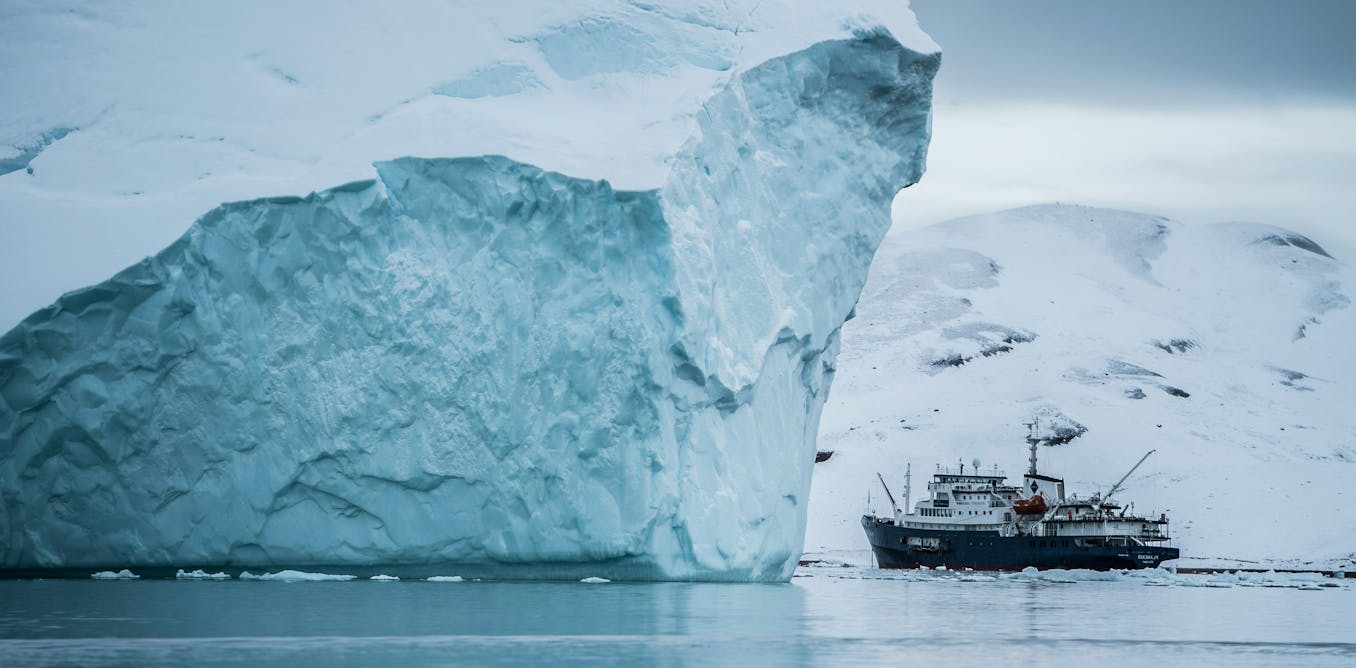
[1012, 495, 1047, 515]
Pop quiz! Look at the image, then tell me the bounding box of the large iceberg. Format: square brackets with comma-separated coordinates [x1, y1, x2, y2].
[0, 3, 937, 580]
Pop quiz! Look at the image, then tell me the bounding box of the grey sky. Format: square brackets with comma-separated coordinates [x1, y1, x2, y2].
[894, 0, 1356, 262]
[912, 0, 1356, 106]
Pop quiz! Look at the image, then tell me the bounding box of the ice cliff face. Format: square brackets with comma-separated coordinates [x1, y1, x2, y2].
[0, 12, 938, 579]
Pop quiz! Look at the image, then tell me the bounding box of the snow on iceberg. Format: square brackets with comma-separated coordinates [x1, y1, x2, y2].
[90, 569, 140, 580]
[176, 569, 231, 580]
[0, 9, 938, 582]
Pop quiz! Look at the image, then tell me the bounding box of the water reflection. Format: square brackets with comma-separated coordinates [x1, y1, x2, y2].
[0, 572, 1352, 666]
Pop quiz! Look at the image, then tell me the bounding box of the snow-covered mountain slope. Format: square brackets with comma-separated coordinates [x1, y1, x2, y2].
[808, 204, 1356, 571]
[0, 0, 935, 329]
[0, 3, 938, 580]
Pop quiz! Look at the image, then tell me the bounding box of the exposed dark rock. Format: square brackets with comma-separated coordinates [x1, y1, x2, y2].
[1124, 387, 1146, 400]
[1031, 406, 1087, 445]
[1255, 232, 1334, 259]
[926, 324, 1036, 371]
[815, 450, 834, 463]
[1163, 386, 1190, 398]
[1274, 367, 1317, 392]
[929, 353, 970, 368]
[1151, 338, 1197, 354]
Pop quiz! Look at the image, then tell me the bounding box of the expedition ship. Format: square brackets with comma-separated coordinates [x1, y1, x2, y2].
[861, 424, 1180, 570]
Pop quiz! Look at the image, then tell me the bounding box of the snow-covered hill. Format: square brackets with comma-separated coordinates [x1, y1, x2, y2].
[808, 204, 1356, 571]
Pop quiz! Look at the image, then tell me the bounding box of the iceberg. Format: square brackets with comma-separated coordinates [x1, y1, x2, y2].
[0, 7, 937, 581]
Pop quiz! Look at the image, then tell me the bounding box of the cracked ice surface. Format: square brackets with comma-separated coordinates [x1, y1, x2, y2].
[0, 14, 937, 580]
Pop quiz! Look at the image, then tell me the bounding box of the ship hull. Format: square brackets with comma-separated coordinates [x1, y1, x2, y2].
[862, 516, 1179, 571]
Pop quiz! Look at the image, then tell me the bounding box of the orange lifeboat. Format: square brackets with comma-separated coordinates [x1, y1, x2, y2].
[1012, 494, 1047, 515]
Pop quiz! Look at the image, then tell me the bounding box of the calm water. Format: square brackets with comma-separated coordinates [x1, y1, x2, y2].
[1, 567, 1352, 666]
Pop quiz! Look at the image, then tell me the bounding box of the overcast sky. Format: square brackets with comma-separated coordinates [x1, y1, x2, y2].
[894, 0, 1356, 260]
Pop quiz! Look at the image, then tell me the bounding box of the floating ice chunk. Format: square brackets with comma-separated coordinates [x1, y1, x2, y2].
[1008, 568, 1128, 584]
[427, 576, 464, 582]
[580, 577, 611, 583]
[370, 574, 399, 581]
[91, 569, 139, 580]
[175, 569, 230, 580]
[239, 570, 356, 582]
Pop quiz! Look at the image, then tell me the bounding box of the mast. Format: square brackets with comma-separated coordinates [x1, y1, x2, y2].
[903, 463, 912, 513]
[1024, 419, 1040, 475]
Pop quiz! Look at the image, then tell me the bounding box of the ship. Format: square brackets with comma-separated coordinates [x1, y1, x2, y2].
[861, 423, 1180, 570]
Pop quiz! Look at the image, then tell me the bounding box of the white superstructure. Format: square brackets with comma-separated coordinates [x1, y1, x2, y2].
[881, 427, 1172, 547]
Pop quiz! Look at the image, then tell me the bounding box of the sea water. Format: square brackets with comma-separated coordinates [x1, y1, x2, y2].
[0, 566, 1351, 666]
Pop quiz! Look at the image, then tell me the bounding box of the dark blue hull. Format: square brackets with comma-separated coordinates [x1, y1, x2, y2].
[862, 515, 1179, 571]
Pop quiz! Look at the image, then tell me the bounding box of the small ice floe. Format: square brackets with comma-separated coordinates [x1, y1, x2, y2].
[239, 570, 356, 582]
[427, 575, 464, 582]
[370, 574, 399, 581]
[580, 577, 611, 583]
[1008, 567, 1067, 583]
[175, 569, 230, 580]
[958, 574, 996, 582]
[91, 569, 139, 580]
